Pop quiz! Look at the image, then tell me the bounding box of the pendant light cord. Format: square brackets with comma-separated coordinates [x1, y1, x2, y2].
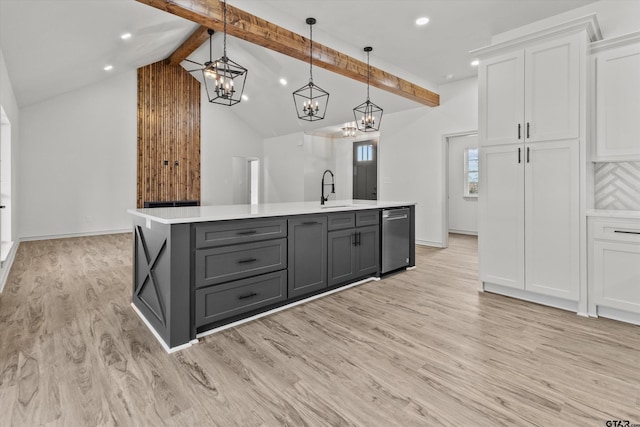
[366, 50, 370, 101]
[309, 22, 313, 83]
[223, 0, 227, 58]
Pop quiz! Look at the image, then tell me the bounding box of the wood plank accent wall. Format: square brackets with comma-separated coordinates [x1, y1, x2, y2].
[137, 60, 201, 208]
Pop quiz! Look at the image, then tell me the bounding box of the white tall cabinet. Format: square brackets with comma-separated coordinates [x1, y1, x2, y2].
[474, 16, 601, 313]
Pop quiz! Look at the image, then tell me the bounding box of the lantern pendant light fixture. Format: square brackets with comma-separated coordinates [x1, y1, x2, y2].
[353, 47, 383, 132]
[187, 0, 247, 106]
[292, 18, 329, 121]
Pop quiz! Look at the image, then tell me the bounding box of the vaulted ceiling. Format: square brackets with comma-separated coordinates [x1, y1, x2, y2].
[0, 0, 597, 138]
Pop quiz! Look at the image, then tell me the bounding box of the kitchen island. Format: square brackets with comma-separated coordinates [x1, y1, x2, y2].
[128, 200, 415, 351]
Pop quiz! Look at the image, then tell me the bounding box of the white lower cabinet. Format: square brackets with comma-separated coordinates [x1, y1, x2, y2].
[589, 218, 640, 321]
[479, 140, 580, 302]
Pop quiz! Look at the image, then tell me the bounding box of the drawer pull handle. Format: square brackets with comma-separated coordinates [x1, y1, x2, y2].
[614, 230, 640, 235]
[237, 258, 257, 264]
[238, 292, 258, 300]
[236, 230, 257, 235]
[302, 221, 318, 225]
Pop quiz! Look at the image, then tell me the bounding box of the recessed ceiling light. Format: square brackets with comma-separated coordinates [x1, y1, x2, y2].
[416, 17, 430, 26]
[279, 78, 287, 86]
[104, 65, 114, 71]
[445, 74, 454, 80]
[241, 94, 249, 101]
[121, 33, 132, 40]
[471, 59, 480, 67]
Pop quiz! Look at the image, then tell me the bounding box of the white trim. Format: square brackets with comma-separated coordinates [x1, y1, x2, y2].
[130, 303, 198, 353]
[448, 229, 478, 236]
[197, 276, 380, 340]
[595, 306, 640, 326]
[416, 239, 446, 248]
[589, 30, 640, 54]
[0, 241, 19, 293]
[483, 282, 579, 313]
[471, 14, 602, 59]
[20, 228, 131, 242]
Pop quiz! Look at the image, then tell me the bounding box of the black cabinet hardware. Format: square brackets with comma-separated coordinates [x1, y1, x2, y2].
[237, 258, 257, 264]
[526, 122, 530, 139]
[238, 292, 258, 300]
[302, 221, 318, 225]
[518, 147, 521, 163]
[518, 123, 521, 140]
[356, 232, 361, 246]
[236, 230, 257, 235]
[614, 230, 640, 235]
[527, 146, 530, 163]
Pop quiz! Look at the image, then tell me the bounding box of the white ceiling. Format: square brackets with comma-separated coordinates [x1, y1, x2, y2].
[0, 0, 598, 138]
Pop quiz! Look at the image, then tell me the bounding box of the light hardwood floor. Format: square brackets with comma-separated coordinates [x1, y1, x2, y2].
[0, 233, 638, 426]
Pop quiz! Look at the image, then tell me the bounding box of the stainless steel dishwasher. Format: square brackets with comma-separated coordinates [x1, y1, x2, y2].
[381, 208, 411, 274]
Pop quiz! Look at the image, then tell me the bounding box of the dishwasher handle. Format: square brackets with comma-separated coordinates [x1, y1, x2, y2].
[383, 214, 408, 221]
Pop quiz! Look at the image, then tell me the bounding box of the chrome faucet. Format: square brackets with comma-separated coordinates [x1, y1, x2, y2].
[321, 169, 335, 205]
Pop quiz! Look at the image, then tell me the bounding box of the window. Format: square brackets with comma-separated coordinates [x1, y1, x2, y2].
[356, 144, 374, 162]
[464, 147, 478, 197]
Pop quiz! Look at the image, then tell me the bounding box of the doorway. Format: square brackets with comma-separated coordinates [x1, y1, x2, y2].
[442, 131, 478, 248]
[0, 106, 12, 263]
[353, 140, 377, 200]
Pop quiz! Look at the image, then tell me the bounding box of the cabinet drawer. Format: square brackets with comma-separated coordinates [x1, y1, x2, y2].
[592, 220, 640, 243]
[194, 219, 287, 248]
[356, 210, 380, 227]
[327, 213, 355, 231]
[195, 239, 287, 287]
[195, 271, 287, 327]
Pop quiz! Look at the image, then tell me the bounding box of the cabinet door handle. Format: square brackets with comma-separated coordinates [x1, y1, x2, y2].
[356, 232, 361, 246]
[352, 233, 357, 246]
[236, 230, 257, 235]
[237, 258, 257, 264]
[526, 147, 530, 163]
[614, 230, 640, 235]
[526, 122, 530, 139]
[518, 147, 521, 164]
[518, 123, 521, 140]
[302, 221, 318, 225]
[238, 292, 258, 300]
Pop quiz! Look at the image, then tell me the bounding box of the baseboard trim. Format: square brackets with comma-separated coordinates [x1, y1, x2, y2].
[130, 303, 198, 353]
[20, 228, 132, 242]
[0, 241, 19, 293]
[416, 239, 446, 248]
[448, 229, 478, 236]
[483, 282, 579, 313]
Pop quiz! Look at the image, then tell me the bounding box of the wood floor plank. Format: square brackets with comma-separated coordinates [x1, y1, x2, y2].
[1, 232, 639, 425]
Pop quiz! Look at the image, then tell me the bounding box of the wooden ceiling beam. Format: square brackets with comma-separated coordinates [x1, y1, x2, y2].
[136, 0, 440, 107]
[166, 25, 211, 66]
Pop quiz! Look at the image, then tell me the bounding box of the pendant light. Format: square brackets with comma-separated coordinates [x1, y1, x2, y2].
[353, 47, 383, 132]
[292, 18, 329, 121]
[186, 1, 247, 106]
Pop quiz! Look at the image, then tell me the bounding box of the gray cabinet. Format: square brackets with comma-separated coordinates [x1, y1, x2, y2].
[328, 211, 380, 286]
[288, 215, 328, 298]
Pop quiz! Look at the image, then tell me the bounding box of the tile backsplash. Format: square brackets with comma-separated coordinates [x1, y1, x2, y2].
[594, 162, 640, 210]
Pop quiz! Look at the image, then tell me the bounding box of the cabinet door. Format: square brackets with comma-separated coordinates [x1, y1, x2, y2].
[524, 35, 579, 143]
[478, 50, 524, 146]
[524, 141, 579, 300]
[328, 229, 356, 287]
[478, 145, 525, 289]
[595, 43, 640, 160]
[356, 225, 380, 277]
[593, 240, 640, 313]
[288, 216, 327, 298]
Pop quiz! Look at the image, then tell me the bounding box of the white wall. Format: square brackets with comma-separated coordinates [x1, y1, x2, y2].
[200, 96, 263, 205]
[19, 71, 136, 240]
[448, 133, 478, 235]
[0, 47, 20, 289]
[263, 132, 337, 203]
[379, 77, 478, 246]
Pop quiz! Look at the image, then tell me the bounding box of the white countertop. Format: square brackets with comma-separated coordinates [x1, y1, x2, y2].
[128, 200, 416, 224]
[586, 209, 640, 220]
